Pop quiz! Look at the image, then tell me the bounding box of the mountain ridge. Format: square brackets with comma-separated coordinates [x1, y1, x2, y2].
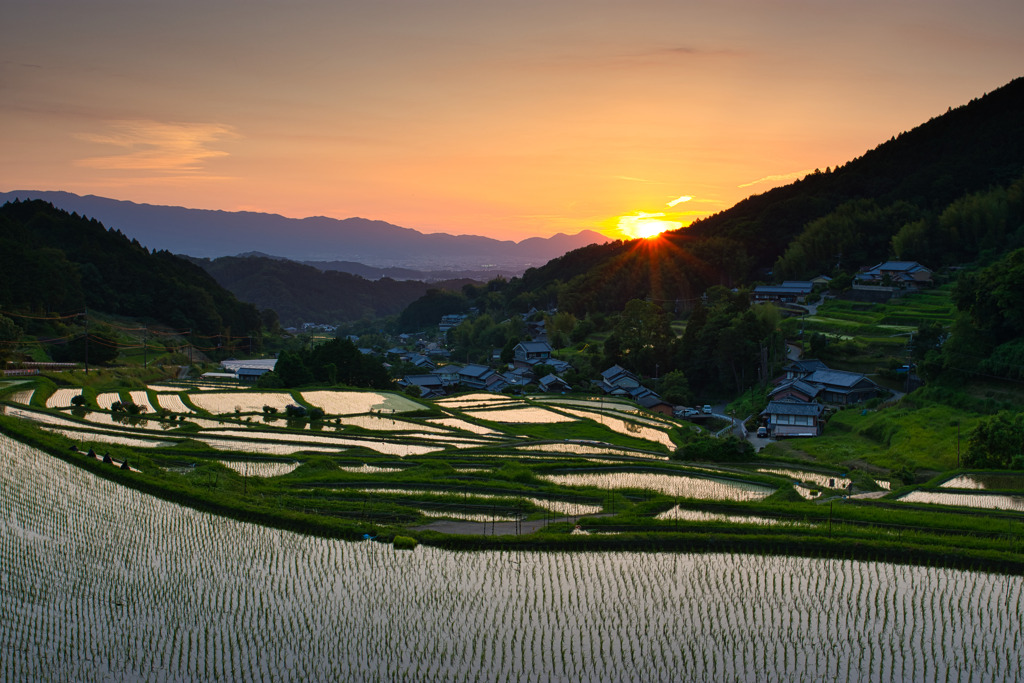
[0, 190, 609, 272]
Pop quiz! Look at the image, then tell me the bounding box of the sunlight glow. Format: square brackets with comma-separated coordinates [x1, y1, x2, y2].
[617, 212, 682, 239]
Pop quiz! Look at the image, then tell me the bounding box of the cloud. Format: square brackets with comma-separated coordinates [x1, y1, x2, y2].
[738, 169, 813, 188]
[667, 195, 692, 207]
[75, 120, 238, 173]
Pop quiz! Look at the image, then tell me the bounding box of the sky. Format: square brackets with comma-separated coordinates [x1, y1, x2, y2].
[3, 1, 1024, 242]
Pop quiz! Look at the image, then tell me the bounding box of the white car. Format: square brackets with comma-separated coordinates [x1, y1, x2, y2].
[702, 405, 712, 415]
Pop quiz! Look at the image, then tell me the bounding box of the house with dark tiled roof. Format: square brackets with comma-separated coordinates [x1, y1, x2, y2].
[752, 281, 814, 304]
[856, 261, 932, 289]
[538, 374, 571, 393]
[595, 365, 642, 395]
[761, 399, 825, 437]
[769, 378, 823, 403]
[802, 368, 879, 405]
[782, 359, 830, 381]
[400, 374, 446, 399]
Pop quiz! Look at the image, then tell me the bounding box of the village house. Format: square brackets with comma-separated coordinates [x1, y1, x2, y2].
[856, 261, 933, 289]
[761, 399, 825, 438]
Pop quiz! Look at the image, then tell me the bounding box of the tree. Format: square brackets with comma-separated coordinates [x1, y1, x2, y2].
[0, 314, 20, 362]
[274, 350, 313, 387]
[966, 412, 1024, 469]
[658, 369, 692, 406]
[611, 299, 673, 375]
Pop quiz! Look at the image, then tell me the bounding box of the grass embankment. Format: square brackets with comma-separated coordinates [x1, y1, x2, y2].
[2, 364, 1023, 574]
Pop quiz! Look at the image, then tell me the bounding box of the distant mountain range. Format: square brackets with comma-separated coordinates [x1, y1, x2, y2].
[0, 191, 609, 273]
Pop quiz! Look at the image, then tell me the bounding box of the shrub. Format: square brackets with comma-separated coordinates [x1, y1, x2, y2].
[392, 535, 419, 550]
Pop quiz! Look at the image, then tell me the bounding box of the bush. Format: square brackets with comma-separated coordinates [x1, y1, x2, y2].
[309, 407, 325, 421]
[285, 404, 307, 418]
[392, 535, 419, 550]
[673, 435, 754, 462]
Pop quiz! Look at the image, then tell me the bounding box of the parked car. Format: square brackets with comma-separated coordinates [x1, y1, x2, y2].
[702, 405, 712, 415]
[756, 426, 768, 438]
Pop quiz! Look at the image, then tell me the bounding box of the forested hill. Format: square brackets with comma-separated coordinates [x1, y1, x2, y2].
[194, 255, 478, 327]
[501, 77, 1024, 315]
[0, 200, 261, 336]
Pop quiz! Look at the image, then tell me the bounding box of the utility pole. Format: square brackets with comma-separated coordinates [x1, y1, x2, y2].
[83, 308, 89, 375]
[143, 326, 148, 368]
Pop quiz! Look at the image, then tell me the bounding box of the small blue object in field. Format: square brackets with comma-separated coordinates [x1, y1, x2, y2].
[362, 534, 376, 541]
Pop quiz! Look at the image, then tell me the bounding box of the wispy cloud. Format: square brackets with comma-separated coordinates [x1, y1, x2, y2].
[738, 169, 813, 188]
[75, 120, 238, 174]
[667, 195, 692, 207]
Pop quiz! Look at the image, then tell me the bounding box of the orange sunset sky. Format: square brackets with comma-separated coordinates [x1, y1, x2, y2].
[3, 1, 1023, 242]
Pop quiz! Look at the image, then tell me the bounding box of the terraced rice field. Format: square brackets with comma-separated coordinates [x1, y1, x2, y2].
[218, 460, 301, 477]
[188, 391, 295, 415]
[464, 407, 577, 424]
[5, 389, 34, 405]
[301, 390, 423, 415]
[540, 471, 774, 501]
[154, 393, 193, 413]
[556, 407, 677, 451]
[655, 506, 795, 526]
[2, 433, 1020, 682]
[128, 391, 154, 412]
[95, 392, 121, 410]
[941, 474, 1024, 491]
[898, 490, 1024, 512]
[45, 388, 82, 409]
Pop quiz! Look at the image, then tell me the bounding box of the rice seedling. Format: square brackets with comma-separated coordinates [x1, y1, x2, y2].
[554, 408, 676, 451]
[40, 426, 174, 449]
[897, 490, 1024, 512]
[336, 414, 445, 432]
[464, 407, 577, 424]
[339, 464, 404, 474]
[940, 474, 1024, 491]
[155, 393, 194, 414]
[95, 392, 121, 410]
[4, 440, 1012, 683]
[540, 472, 773, 501]
[188, 391, 295, 415]
[128, 390, 155, 413]
[4, 388, 34, 404]
[419, 509, 519, 523]
[45, 388, 82, 409]
[425, 417, 503, 437]
[757, 467, 851, 489]
[301, 390, 422, 415]
[435, 394, 518, 409]
[218, 460, 301, 478]
[655, 506, 802, 526]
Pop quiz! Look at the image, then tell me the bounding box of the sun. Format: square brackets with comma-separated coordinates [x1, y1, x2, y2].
[617, 212, 682, 240]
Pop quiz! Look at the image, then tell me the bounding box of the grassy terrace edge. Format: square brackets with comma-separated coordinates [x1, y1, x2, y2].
[3, 413, 1023, 575]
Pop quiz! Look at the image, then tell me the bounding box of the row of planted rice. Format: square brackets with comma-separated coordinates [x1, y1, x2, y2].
[898, 490, 1024, 512]
[539, 471, 775, 501]
[941, 474, 1024, 491]
[348, 487, 604, 516]
[128, 390, 155, 412]
[187, 391, 296, 414]
[655, 506, 794, 526]
[45, 388, 82, 409]
[95, 392, 120, 410]
[5, 389, 34, 404]
[556, 407, 677, 451]
[426, 416, 503, 437]
[301, 390, 423, 415]
[464, 406, 577, 424]
[758, 467, 851, 490]
[218, 460, 301, 477]
[155, 393, 193, 413]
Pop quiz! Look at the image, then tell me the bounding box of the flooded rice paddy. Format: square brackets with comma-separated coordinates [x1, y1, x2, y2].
[1, 433, 1021, 682]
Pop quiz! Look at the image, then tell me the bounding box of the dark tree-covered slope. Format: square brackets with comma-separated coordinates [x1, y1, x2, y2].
[0, 200, 261, 336]
[499, 77, 1024, 313]
[195, 255, 478, 327]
